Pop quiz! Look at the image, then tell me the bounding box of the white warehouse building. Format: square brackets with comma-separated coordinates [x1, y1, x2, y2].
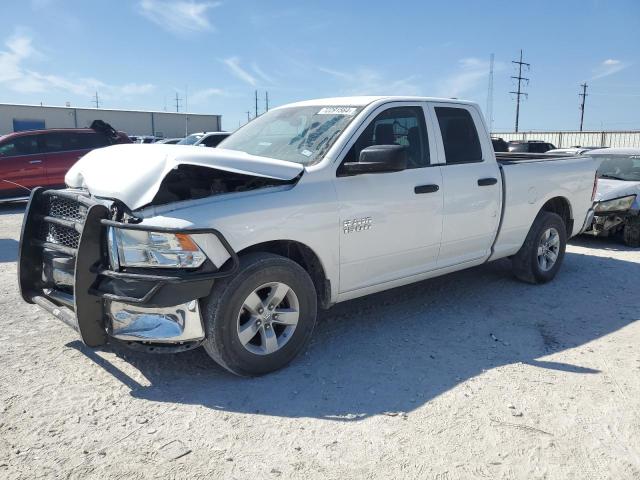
[0, 103, 222, 138]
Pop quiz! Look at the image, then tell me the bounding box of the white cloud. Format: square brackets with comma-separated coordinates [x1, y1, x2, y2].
[0, 33, 156, 101]
[223, 57, 258, 86]
[190, 87, 227, 104]
[437, 57, 503, 98]
[251, 62, 274, 84]
[138, 0, 221, 34]
[592, 59, 629, 80]
[318, 66, 422, 96]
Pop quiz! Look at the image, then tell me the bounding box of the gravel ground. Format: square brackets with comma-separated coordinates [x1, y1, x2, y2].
[0, 203, 639, 479]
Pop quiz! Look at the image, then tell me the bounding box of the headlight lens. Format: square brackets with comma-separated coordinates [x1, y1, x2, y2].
[108, 228, 206, 269]
[594, 195, 636, 213]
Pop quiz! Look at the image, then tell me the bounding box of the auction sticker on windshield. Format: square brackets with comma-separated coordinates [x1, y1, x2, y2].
[317, 107, 358, 115]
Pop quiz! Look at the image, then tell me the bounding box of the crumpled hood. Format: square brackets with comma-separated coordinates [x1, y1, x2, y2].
[595, 178, 640, 203]
[65, 144, 304, 210]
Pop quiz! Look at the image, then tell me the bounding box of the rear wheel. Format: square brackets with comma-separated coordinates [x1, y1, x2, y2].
[512, 211, 567, 284]
[202, 252, 317, 376]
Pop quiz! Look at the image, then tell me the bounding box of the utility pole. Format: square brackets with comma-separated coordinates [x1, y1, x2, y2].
[174, 92, 182, 113]
[265, 91, 269, 112]
[93, 91, 100, 109]
[509, 49, 529, 133]
[254, 90, 258, 118]
[486, 53, 494, 133]
[579, 82, 588, 132]
[184, 85, 189, 136]
[246, 111, 251, 123]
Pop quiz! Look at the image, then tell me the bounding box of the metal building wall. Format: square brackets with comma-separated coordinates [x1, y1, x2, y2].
[0, 104, 222, 138]
[492, 131, 640, 148]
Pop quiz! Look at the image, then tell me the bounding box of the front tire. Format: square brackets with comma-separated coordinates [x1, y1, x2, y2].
[623, 217, 640, 247]
[512, 211, 567, 284]
[202, 252, 317, 376]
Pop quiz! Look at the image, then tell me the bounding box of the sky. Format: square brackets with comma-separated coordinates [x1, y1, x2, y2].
[1, 0, 639, 132]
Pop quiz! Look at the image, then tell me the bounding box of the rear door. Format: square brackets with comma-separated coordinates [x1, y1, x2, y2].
[44, 131, 110, 186]
[429, 103, 501, 267]
[334, 103, 443, 293]
[0, 134, 46, 198]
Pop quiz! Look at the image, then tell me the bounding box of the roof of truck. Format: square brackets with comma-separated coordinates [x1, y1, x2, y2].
[281, 96, 477, 108]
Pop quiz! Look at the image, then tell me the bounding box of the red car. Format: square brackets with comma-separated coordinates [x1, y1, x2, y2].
[0, 121, 130, 201]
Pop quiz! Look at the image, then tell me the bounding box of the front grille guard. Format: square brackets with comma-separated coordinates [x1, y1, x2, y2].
[18, 187, 239, 346]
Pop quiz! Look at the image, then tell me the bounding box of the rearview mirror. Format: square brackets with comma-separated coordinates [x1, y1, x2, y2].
[341, 145, 408, 175]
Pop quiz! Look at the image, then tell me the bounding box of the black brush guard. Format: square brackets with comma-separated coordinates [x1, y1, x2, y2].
[18, 188, 239, 347]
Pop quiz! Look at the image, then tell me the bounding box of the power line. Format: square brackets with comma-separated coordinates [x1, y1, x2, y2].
[579, 82, 588, 132]
[486, 53, 494, 132]
[509, 49, 530, 133]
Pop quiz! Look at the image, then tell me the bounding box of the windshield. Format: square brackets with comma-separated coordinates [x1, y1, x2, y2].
[218, 105, 364, 165]
[596, 154, 640, 181]
[178, 133, 205, 145]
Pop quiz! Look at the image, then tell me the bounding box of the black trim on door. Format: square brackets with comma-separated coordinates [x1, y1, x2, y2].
[414, 184, 439, 194]
[477, 177, 498, 186]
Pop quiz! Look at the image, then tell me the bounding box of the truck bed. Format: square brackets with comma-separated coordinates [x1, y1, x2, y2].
[496, 152, 581, 164]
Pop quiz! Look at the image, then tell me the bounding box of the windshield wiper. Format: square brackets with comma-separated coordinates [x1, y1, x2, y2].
[599, 174, 627, 181]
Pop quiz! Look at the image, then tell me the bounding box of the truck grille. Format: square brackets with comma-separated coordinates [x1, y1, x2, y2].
[40, 222, 81, 249]
[38, 194, 87, 249]
[47, 196, 84, 221]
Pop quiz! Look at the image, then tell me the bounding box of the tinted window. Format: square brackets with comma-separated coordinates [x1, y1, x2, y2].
[201, 134, 227, 147]
[491, 138, 508, 152]
[528, 143, 544, 153]
[44, 132, 110, 153]
[435, 107, 482, 164]
[0, 135, 43, 157]
[342, 106, 430, 169]
[508, 143, 528, 152]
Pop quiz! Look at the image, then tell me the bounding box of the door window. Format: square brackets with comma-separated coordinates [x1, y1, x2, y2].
[201, 135, 226, 147]
[435, 107, 482, 164]
[340, 106, 430, 170]
[44, 132, 110, 153]
[0, 136, 42, 157]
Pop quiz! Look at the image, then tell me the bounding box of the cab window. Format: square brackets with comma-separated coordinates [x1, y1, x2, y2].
[435, 107, 482, 164]
[340, 106, 430, 169]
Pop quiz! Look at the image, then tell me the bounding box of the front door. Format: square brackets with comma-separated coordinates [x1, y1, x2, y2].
[334, 104, 443, 293]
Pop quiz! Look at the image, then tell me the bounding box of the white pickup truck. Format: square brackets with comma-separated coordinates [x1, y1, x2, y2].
[19, 96, 597, 375]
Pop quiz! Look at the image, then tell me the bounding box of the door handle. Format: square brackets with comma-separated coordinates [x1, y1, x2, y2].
[414, 184, 439, 194]
[477, 177, 498, 186]
[29, 160, 43, 164]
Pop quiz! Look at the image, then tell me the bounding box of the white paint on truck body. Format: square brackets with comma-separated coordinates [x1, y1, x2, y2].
[66, 96, 598, 306]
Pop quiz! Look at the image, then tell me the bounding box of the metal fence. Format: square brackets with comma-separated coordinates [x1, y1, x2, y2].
[491, 131, 640, 149]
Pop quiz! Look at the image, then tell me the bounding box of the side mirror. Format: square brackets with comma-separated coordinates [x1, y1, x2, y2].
[341, 145, 408, 175]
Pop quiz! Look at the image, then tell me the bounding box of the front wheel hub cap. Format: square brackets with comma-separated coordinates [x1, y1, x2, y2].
[236, 282, 300, 355]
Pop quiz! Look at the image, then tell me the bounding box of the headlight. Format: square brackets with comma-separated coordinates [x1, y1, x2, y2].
[108, 228, 206, 269]
[594, 195, 636, 213]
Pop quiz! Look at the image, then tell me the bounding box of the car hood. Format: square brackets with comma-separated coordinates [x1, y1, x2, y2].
[595, 178, 640, 202]
[65, 144, 304, 210]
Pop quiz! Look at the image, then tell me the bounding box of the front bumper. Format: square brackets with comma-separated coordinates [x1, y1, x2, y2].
[18, 188, 238, 350]
[583, 209, 638, 236]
